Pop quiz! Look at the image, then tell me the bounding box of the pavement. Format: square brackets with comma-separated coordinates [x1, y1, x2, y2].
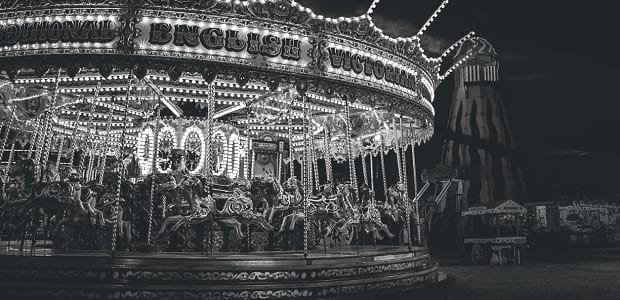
[374, 247, 620, 300]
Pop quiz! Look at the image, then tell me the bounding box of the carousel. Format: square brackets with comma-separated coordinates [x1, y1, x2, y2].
[0, 0, 476, 298]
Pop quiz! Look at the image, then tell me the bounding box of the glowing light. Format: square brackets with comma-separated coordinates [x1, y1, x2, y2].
[157, 126, 178, 173]
[212, 130, 228, 176]
[180, 126, 206, 174]
[137, 127, 156, 174]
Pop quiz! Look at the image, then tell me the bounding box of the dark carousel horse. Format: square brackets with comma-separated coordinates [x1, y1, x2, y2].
[154, 150, 272, 251]
[0, 159, 110, 251]
[327, 183, 394, 245]
[272, 178, 343, 250]
[380, 182, 409, 242]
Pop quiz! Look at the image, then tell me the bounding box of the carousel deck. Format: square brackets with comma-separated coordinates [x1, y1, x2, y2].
[0, 245, 438, 299]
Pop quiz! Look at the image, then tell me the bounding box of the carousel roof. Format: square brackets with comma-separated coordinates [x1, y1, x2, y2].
[0, 0, 477, 157]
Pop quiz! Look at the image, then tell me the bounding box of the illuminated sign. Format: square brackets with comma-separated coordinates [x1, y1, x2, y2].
[147, 23, 302, 61]
[0, 9, 435, 111]
[326, 48, 417, 90]
[212, 129, 241, 179]
[0, 19, 117, 47]
[252, 140, 278, 152]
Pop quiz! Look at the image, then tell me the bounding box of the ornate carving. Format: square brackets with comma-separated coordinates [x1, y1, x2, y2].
[1, 268, 438, 299]
[143, 0, 218, 10]
[116, 7, 142, 54]
[0, 255, 429, 282]
[0, 0, 126, 10]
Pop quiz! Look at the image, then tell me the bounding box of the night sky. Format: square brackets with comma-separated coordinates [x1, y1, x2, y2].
[299, 0, 620, 196]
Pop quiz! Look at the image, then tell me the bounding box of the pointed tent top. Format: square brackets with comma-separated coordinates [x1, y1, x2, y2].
[454, 37, 498, 59]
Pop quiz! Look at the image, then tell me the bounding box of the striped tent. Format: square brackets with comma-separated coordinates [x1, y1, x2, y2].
[441, 37, 527, 208]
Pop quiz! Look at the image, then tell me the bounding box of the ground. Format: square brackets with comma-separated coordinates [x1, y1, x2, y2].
[375, 248, 620, 300]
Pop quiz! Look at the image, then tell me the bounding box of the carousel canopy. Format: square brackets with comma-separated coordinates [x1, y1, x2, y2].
[0, 0, 477, 159]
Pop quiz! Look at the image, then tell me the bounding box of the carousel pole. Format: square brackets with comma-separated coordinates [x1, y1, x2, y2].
[246, 109, 254, 179]
[55, 137, 64, 169]
[361, 152, 369, 187]
[202, 83, 215, 257]
[361, 150, 369, 248]
[79, 81, 100, 181]
[343, 97, 360, 253]
[244, 103, 254, 251]
[80, 81, 101, 180]
[68, 98, 87, 171]
[302, 94, 309, 260]
[394, 121, 403, 182]
[36, 68, 62, 180]
[411, 142, 421, 246]
[380, 145, 392, 245]
[287, 98, 295, 180]
[68, 101, 83, 170]
[40, 125, 57, 179]
[0, 106, 15, 176]
[33, 116, 48, 169]
[343, 97, 358, 201]
[86, 147, 96, 181]
[88, 143, 97, 181]
[323, 130, 333, 185]
[27, 69, 61, 254]
[147, 105, 161, 248]
[369, 151, 375, 193]
[309, 110, 319, 191]
[206, 83, 215, 178]
[398, 118, 412, 252]
[27, 115, 43, 159]
[311, 141, 319, 191]
[277, 150, 283, 183]
[380, 146, 388, 203]
[111, 71, 133, 257]
[3, 143, 15, 183]
[308, 110, 318, 248]
[98, 106, 115, 185]
[369, 150, 377, 249]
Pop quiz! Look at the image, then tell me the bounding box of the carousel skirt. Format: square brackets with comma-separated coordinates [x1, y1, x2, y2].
[0, 244, 438, 299]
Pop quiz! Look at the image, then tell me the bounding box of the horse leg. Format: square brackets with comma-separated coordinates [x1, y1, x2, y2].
[234, 222, 243, 240]
[19, 216, 31, 253]
[124, 222, 132, 249]
[221, 221, 243, 241]
[41, 214, 52, 253]
[30, 215, 40, 255]
[288, 215, 298, 232]
[379, 223, 395, 238]
[278, 215, 289, 234]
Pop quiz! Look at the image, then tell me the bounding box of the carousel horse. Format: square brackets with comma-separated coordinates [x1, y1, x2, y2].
[156, 179, 274, 247]
[382, 182, 408, 224]
[277, 183, 341, 235]
[271, 176, 303, 231]
[0, 160, 110, 250]
[327, 183, 394, 243]
[273, 181, 343, 250]
[249, 176, 278, 215]
[268, 176, 303, 221]
[154, 149, 208, 215]
[154, 150, 271, 248]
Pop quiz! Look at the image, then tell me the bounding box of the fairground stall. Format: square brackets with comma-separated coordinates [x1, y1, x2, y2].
[462, 200, 528, 265]
[0, 0, 476, 298]
[526, 200, 620, 248]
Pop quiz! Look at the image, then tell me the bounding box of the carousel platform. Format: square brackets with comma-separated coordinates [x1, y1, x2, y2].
[0, 245, 438, 299]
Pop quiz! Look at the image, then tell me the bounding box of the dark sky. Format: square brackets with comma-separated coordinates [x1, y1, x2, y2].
[298, 0, 620, 192]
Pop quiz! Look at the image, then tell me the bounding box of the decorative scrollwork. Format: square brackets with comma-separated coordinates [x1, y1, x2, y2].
[116, 7, 142, 54]
[0, 0, 127, 10]
[143, 0, 218, 10]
